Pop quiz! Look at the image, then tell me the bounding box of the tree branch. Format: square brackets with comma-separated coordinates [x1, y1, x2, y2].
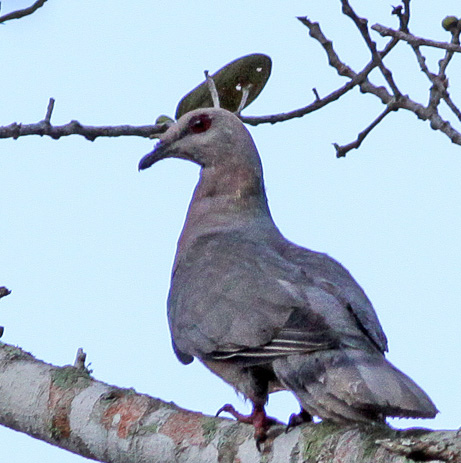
[0, 341, 460, 462]
[378, 433, 461, 462]
[0, 0, 48, 24]
[1, 0, 460, 155]
[241, 17, 397, 127]
[334, 104, 395, 157]
[243, 3, 461, 154]
[0, 120, 168, 141]
[372, 24, 461, 53]
[341, 0, 402, 98]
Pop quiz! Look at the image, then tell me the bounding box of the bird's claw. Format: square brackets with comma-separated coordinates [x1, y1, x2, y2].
[216, 403, 277, 451]
[216, 404, 253, 422]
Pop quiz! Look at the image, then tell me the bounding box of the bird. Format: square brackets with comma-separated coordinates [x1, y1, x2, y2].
[139, 107, 438, 445]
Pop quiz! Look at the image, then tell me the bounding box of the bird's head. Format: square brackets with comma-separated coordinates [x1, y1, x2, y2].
[138, 108, 262, 171]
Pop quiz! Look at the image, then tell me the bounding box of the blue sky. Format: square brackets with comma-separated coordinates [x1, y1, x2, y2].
[1, 1, 460, 461]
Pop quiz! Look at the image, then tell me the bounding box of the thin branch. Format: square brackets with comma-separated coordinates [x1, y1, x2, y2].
[407, 27, 461, 123]
[44, 97, 55, 123]
[297, 16, 397, 102]
[434, 24, 461, 122]
[0, 97, 171, 141]
[334, 105, 394, 157]
[241, 76, 364, 125]
[297, 17, 356, 80]
[241, 18, 397, 126]
[244, 5, 460, 153]
[438, 22, 461, 77]
[397, 97, 461, 145]
[0, 120, 168, 141]
[391, 0, 410, 33]
[372, 24, 461, 53]
[410, 44, 445, 112]
[443, 94, 461, 123]
[341, 0, 402, 98]
[0, 0, 48, 24]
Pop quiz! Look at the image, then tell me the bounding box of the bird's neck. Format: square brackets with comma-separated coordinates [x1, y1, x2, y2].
[195, 164, 268, 206]
[175, 165, 277, 255]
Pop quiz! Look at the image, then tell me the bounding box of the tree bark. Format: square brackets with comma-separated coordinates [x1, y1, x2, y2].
[0, 342, 459, 462]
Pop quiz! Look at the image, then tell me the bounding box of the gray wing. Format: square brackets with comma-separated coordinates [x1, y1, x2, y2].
[281, 242, 388, 353]
[168, 231, 385, 365]
[169, 231, 313, 362]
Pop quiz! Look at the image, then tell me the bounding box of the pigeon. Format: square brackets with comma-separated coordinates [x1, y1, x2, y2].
[139, 107, 437, 445]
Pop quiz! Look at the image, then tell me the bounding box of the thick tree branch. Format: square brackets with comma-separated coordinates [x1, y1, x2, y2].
[1, 341, 460, 462]
[0, 0, 48, 24]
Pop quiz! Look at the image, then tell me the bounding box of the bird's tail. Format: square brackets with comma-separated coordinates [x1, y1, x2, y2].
[273, 348, 438, 423]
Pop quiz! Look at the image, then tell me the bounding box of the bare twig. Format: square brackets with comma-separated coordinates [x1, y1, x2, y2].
[297, 17, 397, 103]
[407, 25, 461, 123]
[334, 105, 394, 157]
[44, 97, 55, 123]
[372, 24, 461, 53]
[443, 94, 461, 123]
[241, 18, 396, 126]
[438, 23, 461, 76]
[297, 17, 356, 79]
[391, 0, 410, 33]
[435, 25, 461, 122]
[341, 0, 402, 98]
[397, 96, 461, 145]
[0, 120, 168, 141]
[0, 0, 48, 25]
[241, 75, 367, 125]
[244, 5, 461, 154]
[1, 1, 459, 155]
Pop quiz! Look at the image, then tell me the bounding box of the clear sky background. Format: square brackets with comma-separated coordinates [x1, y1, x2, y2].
[1, 1, 460, 461]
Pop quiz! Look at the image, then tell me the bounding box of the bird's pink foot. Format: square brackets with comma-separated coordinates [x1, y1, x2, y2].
[216, 403, 277, 450]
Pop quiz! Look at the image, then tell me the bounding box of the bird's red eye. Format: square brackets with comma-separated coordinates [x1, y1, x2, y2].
[189, 114, 212, 134]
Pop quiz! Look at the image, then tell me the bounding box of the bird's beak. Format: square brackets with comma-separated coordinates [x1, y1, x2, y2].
[138, 141, 170, 171]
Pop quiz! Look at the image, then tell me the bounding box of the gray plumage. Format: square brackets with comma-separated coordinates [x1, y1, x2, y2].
[139, 108, 437, 429]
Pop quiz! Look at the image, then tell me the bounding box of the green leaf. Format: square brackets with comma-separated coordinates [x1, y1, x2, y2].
[175, 53, 272, 119]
